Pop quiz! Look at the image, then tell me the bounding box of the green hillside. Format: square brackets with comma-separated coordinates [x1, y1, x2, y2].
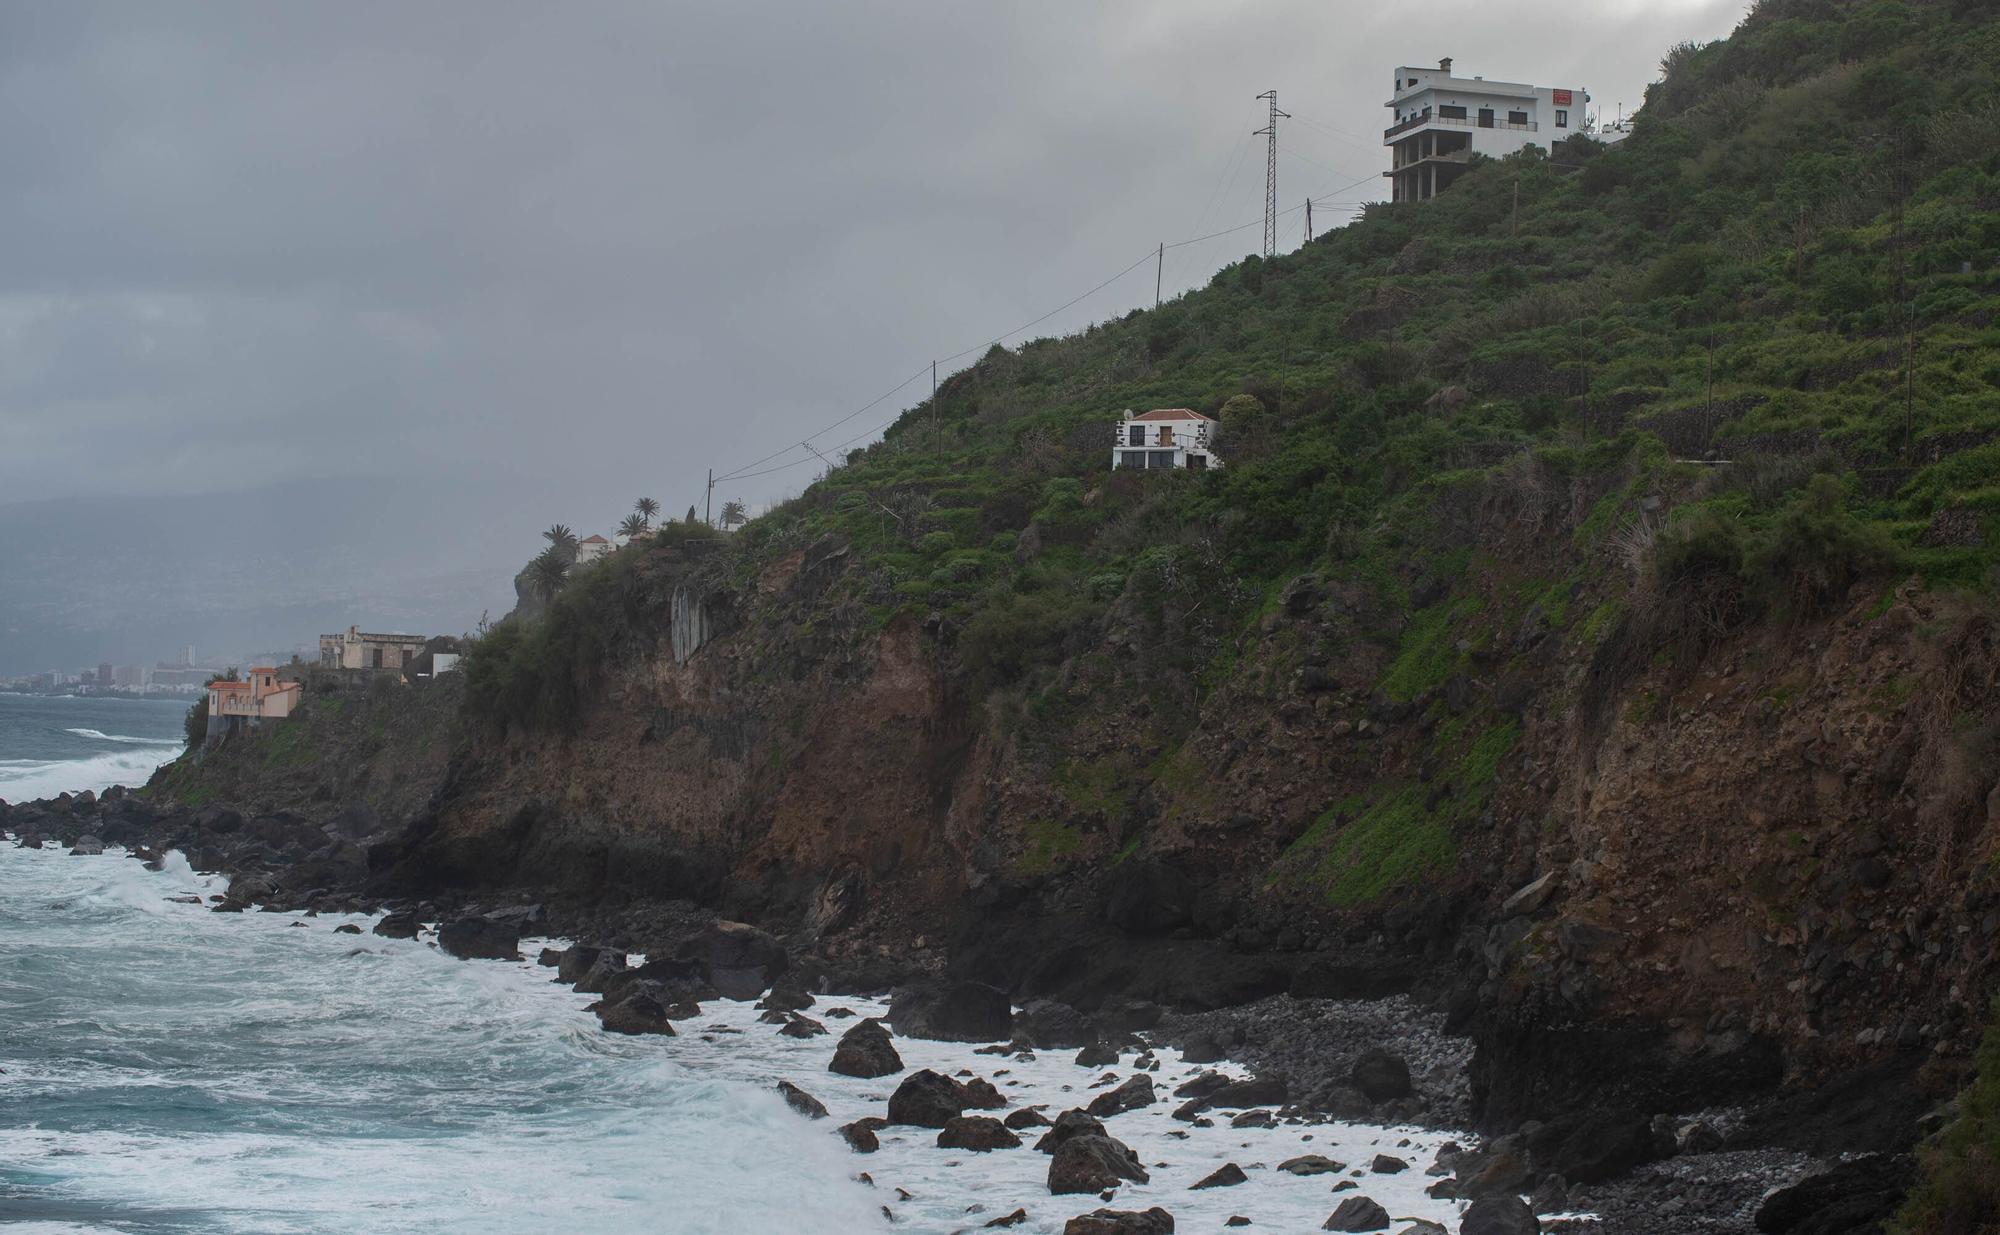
[462, 2, 2000, 1223]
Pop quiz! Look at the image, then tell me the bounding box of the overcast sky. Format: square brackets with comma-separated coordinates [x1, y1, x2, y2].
[0, 0, 1743, 568]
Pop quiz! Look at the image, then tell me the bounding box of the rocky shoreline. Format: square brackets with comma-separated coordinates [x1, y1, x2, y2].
[2, 787, 1931, 1234]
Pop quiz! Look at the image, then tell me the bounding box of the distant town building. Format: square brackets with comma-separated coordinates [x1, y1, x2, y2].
[318, 625, 429, 671]
[575, 534, 612, 564]
[1111, 408, 1223, 472]
[205, 666, 301, 747]
[1384, 58, 1588, 201]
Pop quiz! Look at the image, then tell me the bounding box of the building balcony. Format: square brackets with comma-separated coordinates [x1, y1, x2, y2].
[1384, 113, 1537, 141]
[1387, 149, 1472, 174]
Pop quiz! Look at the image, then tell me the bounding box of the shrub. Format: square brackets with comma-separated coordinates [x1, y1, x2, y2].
[183, 696, 208, 748]
[1743, 473, 1900, 610]
[1894, 997, 2000, 1235]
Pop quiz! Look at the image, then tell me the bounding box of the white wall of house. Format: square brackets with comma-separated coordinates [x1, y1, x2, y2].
[1384, 60, 1587, 201]
[1109, 409, 1223, 472]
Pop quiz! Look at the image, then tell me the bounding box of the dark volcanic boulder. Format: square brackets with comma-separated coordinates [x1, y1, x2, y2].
[887, 1069, 967, 1128]
[1752, 1154, 1913, 1234]
[1190, 1163, 1247, 1189]
[961, 1076, 1008, 1109]
[1278, 1154, 1346, 1176]
[889, 980, 1013, 1042]
[1035, 1108, 1107, 1153]
[1460, 1195, 1539, 1235]
[373, 910, 422, 939]
[1004, 1107, 1053, 1130]
[574, 951, 629, 994]
[600, 957, 712, 1006]
[1351, 1049, 1412, 1103]
[679, 920, 787, 999]
[839, 1119, 881, 1153]
[829, 1018, 904, 1078]
[1370, 1155, 1407, 1174]
[68, 836, 104, 856]
[1530, 1109, 1656, 1185]
[596, 994, 676, 1036]
[937, 1115, 1022, 1151]
[1075, 1043, 1120, 1067]
[1064, 1208, 1175, 1235]
[779, 1015, 827, 1039]
[1048, 1133, 1149, 1194]
[1016, 998, 1095, 1049]
[1324, 1196, 1390, 1231]
[777, 1080, 829, 1119]
[437, 916, 521, 961]
[1086, 1074, 1156, 1118]
[1179, 1074, 1288, 1118]
[558, 944, 610, 984]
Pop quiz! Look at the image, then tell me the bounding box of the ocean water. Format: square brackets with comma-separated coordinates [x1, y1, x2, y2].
[0, 844, 1474, 1235]
[0, 695, 188, 803]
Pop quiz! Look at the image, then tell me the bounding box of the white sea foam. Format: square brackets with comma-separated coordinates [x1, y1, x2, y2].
[63, 728, 184, 746]
[0, 747, 180, 801]
[3, 846, 1488, 1233]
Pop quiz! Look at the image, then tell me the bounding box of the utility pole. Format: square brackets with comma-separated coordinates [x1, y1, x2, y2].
[1254, 90, 1289, 259]
[704, 468, 714, 528]
[1154, 242, 1163, 309]
[931, 360, 939, 457]
[1304, 198, 1313, 245]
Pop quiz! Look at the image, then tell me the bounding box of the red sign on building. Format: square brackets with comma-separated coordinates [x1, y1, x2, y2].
[1553, 88, 1573, 105]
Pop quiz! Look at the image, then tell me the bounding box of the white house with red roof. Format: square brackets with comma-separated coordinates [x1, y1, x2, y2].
[1112, 408, 1222, 471]
[575, 533, 612, 564]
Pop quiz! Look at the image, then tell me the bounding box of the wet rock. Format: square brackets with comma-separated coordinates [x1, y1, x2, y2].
[1172, 1071, 1230, 1099]
[1035, 1109, 1108, 1152]
[986, 1209, 1028, 1228]
[600, 957, 712, 1006]
[1370, 1155, 1408, 1174]
[1210, 1075, 1288, 1108]
[840, 1118, 882, 1153]
[1086, 1075, 1156, 1118]
[1191, 1163, 1248, 1190]
[776, 1080, 828, 1119]
[373, 910, 421, 939]
[1075, 1043, 1121, 1068]
[829, 1017, 904, 1078]
[437, 916, 521, 961]
[1501, 872, 1558, 917]
[334, 923, 362, 935]
[1277, 1155, 1346, 1176]
[596, 993, 677, 1036]
[758, 986, 815, 1013]
[1459, 1196, 1538, 1235]
[961, 1076, 1008, 1109]
[1529, 1110, 1655, 1185]
[1351, 1049, 1412, 1104]
[1017, 999, 1095, 1049]
[937, 1115, 1022, 1151]
[557, 944, 610, 985]
[679, 920, 787, 999]
[1230, 1109, 1274, 1129]
[1063, 1207, 1175, 1234]
[68, 836, 104, 856]
[1048, 1133, 1148, 1194]
[574, 951, 629, 994]
[779, 1014, 828, 1039]
[890, 980, 1013, 1043]
[1752, 1153, 1912, 1234]
[1324, 1196, 1390, 1231]
[1004, 1107, 1053, 1130]
[536, 947, 563, 966]
[887, 1069, 968, 1128]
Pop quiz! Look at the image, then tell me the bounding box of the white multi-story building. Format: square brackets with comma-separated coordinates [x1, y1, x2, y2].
[1384, 58, 1588, 202]
[1110, 408, 1223, 472]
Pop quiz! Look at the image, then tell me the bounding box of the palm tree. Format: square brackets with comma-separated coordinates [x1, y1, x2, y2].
[528, 549, 570, 601]
[618, 512, 648, 540]
[634, 498, 659, 529]
[543, 524, 577, 555]
[720, 500, 748, 529]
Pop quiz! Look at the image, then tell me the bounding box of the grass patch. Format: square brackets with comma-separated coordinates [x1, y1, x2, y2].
[1380, 596, 1485, 702]
[1016, 817, 1084, 875]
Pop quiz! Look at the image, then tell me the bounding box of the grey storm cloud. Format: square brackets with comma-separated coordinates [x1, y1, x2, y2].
[0, 0, 1744, 662]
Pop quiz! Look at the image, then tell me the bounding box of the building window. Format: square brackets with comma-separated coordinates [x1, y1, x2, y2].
[1508, 110, 1528, 125]
[1127, 425, 1145, 446]
[1439, 105, 1466, 119]
[1187, 454, 1208, 471]
[1118, 451, 1146, 469]
[1555, 109, 1568, 127]
[1147, 451, 1176, 469]
[1477, 108, 1494, 127]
